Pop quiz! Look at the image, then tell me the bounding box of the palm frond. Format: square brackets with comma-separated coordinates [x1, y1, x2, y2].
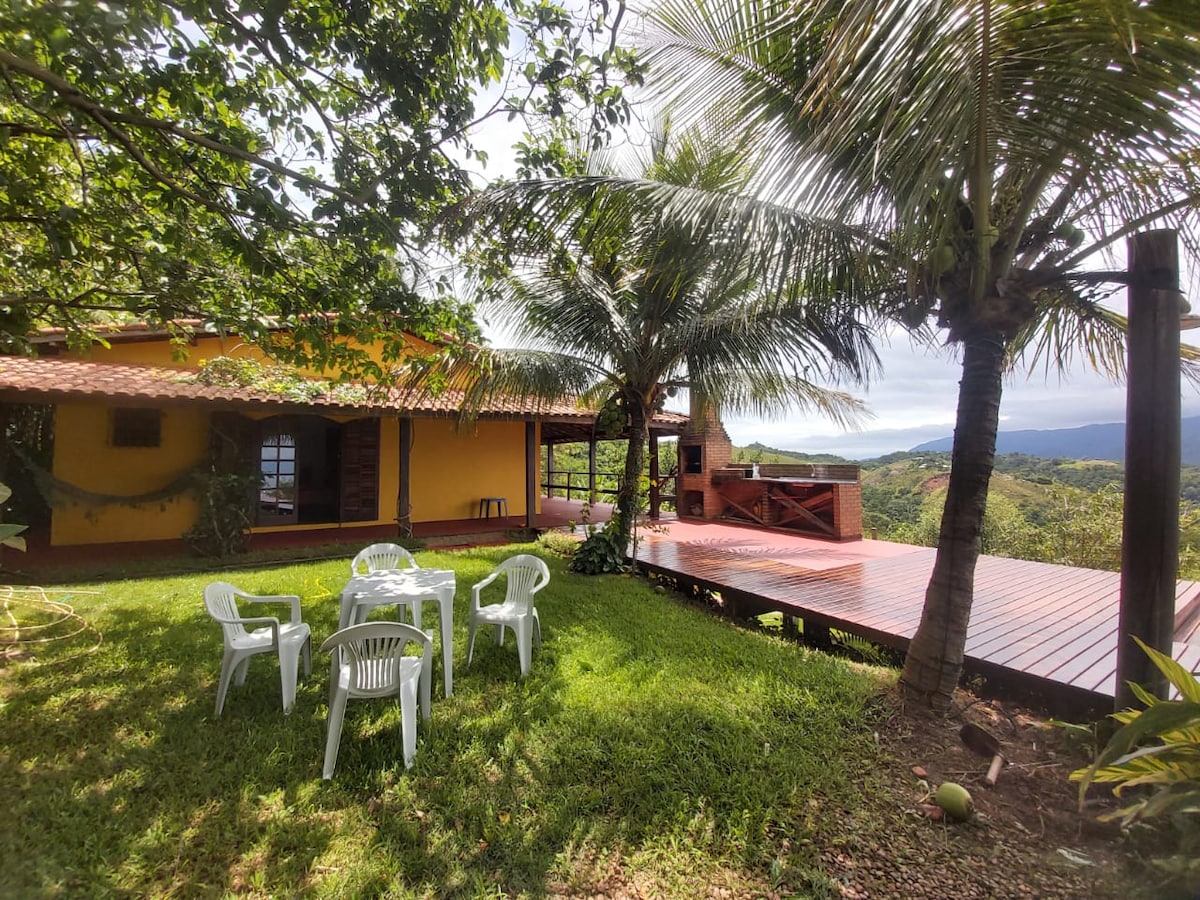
[687, 366, 872, 430]
[446, 174, 903, 316]
[642, 0, 1200, 269]
[1010, 283, 1128, 381]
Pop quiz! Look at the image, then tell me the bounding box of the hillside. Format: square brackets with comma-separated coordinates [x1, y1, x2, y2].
[732, 443, 1200, 534]
[909, 416, 1200, 464]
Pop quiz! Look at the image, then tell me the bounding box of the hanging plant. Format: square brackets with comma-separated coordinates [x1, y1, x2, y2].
[182, 452, 259, 558]
[0, 482, 27, 551]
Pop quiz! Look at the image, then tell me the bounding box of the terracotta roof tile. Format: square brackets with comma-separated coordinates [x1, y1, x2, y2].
[0, 355, 689, 429]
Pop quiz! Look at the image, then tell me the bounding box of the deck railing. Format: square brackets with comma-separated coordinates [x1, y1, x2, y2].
[542, 469, 678, 512]
[542, 469, 619, 501]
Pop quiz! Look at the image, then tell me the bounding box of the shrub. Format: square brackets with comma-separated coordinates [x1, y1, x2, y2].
[0, 481, 26, 551]
[569, 518, 627, 574]
[1071, 638, 1200, 891]
[537, 529, 580, 558]
[183, 465, 258, 557]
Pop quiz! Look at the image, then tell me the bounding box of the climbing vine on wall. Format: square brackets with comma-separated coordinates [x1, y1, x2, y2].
[182, 450, 260, 558]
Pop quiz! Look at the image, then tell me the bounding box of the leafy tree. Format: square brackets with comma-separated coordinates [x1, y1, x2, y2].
[418, 124, 880, 562]
[635, 0, 1200, 709]
[1036, 484, 1125, 571]
[0, 0, 638, 363]
[891, 488, 1039, 561]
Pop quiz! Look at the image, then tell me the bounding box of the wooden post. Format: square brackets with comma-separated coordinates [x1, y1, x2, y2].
[648, 431, 661, 519]
[0, 402, 10, 487]
[0, 402, 9, 566]
[804, 619, 833, 651]
[781, 615, 799, 639]
[526, 421, 538, 530]
[397, 418, 412, 538]
[1117, 229, 1183, 709]
[588, 439, 598, 503]
[546, 443, 555, 498]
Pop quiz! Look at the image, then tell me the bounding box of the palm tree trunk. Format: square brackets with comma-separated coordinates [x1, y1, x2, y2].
[614, 401, 650, 555]
[901, 330, 1006, 710]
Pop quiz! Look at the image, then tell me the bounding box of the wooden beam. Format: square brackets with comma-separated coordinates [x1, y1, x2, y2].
[648, 432, 660, 519]
[768, 487, 834, 535]
[526, 421, 538, 529]
[722, 495, 765, 525]
[397, 417, 412, 538]
[1118, 229, 1182, 708]
[588, 439, 598, 502]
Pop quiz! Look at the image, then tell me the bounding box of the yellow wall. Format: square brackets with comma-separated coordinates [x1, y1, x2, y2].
[410, 419, 533, 521]
[51, 402, 210, 545]
[77, 331, 436, 377]
[46, 334, 535, 546]
[49, 404, 406, 545]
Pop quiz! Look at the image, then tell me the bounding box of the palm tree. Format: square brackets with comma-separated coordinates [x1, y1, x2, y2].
[421, 126, 884, 560]
[637, 0, 1200, 708]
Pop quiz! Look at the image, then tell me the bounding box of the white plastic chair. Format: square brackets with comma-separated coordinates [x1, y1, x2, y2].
[348, 542, 422, 627]
[350, 543, 420, 576]
[319, 622, 432, 778]
[467, 554, 550, 677]
[203, 581, 312, 716]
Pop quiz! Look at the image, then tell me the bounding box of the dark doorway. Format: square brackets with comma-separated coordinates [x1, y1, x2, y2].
[257, 417, 349, 526]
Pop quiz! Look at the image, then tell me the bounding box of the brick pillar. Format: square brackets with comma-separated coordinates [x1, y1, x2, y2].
[831, 483, 863, 540]
[677, 404, 733, 520]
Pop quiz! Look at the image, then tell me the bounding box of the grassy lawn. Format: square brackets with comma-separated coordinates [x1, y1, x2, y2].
[0, 544, 891, 897]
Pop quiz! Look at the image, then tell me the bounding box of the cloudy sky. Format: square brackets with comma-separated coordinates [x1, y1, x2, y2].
[721, 334, 1200, 459]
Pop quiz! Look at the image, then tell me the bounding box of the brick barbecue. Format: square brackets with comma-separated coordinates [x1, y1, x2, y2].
[675, 409, 862, 541]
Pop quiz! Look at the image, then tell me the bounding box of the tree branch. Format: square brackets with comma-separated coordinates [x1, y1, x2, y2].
[0, 49, 358, 204]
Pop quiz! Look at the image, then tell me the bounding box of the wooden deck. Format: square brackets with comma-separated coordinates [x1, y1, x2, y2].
[635, 520, 1200, 709]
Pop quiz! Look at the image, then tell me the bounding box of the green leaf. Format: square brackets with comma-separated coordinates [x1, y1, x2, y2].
[1133, 636, 1200, 703]
[1076, 701, 1200, 804]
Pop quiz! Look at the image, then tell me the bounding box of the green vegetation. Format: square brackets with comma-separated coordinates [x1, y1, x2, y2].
[0, 1, 636, 359]
[0, 546, 889, 896]
[1072, 639, 1200, 893]
[0, 482, 27, 551]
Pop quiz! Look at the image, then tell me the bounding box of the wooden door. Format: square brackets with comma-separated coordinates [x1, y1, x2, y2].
[339, 417, 380, 522]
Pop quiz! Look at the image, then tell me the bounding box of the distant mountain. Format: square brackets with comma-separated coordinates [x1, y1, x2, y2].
[909, 417, 1200, 464]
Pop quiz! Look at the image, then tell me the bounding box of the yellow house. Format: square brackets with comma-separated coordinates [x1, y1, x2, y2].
[0, 322, 687, 557]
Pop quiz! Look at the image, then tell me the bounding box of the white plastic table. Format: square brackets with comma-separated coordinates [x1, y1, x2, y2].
[339, 568, 456, 697]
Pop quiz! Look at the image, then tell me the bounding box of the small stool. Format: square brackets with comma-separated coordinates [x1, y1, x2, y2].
[479, 497, 508, 519]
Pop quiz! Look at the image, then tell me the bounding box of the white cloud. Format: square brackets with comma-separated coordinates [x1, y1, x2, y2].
[723, 337, 1200, 459]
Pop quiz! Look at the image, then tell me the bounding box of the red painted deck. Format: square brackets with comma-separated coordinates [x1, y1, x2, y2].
[635, 520, 1200, 704]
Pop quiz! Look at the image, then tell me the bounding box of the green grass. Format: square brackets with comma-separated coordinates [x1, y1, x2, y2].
[0, 545, 892, 897]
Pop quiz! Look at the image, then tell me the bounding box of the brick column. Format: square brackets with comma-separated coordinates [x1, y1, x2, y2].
[677, 406, 733, 520]
[831, 483, 863, 540]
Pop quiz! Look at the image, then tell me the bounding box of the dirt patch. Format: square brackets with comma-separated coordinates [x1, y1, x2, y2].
[921, 474, 951, 493]
[817, 686, 1138, 899]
